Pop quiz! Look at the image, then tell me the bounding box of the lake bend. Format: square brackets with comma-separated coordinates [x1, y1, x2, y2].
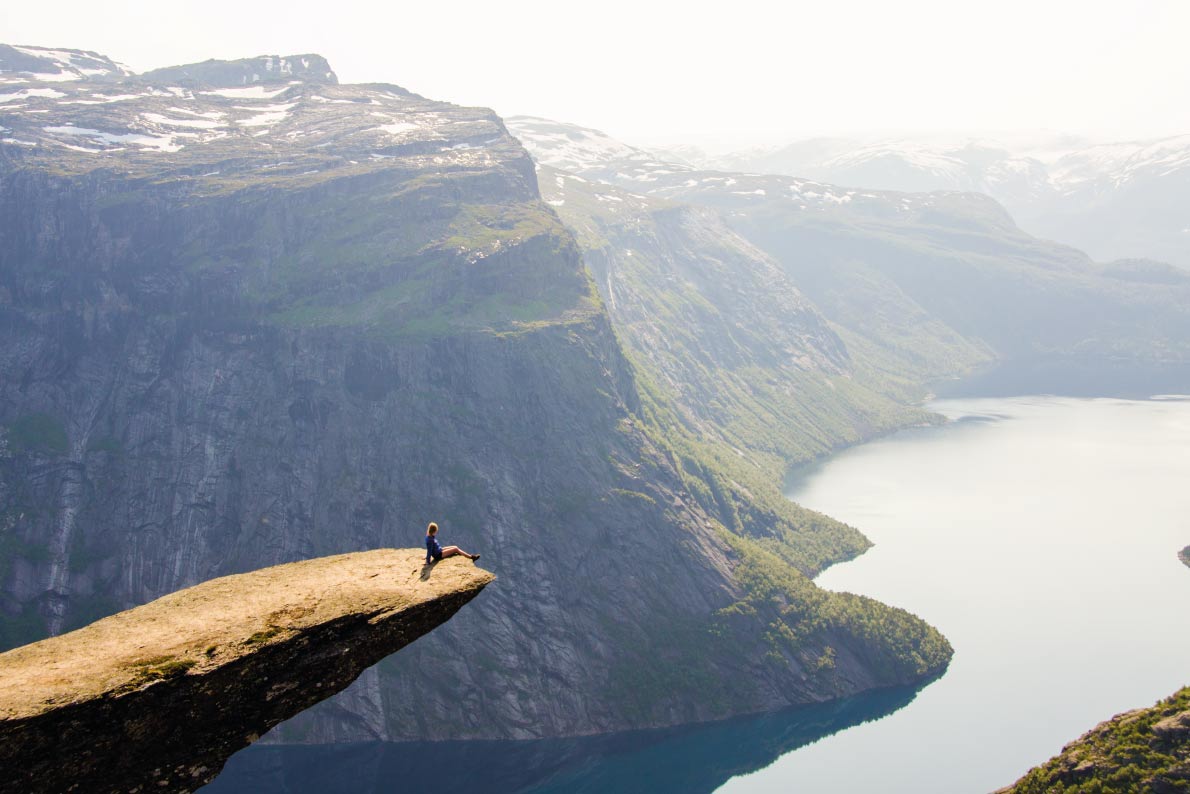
[722, 394, 1190, 794]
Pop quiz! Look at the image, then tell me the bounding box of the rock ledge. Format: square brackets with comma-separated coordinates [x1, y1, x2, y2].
[0, 549, 492, 793]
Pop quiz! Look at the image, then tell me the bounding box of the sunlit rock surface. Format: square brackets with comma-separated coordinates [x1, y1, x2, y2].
[0, 550, 492, 793]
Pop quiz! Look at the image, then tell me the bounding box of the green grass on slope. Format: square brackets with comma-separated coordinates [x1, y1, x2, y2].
[834, 323, 993, 404]
[254, 197, 600, 338]
[717, 530, 952, 680]
[600, 526, 953, 723]
[548, 177, 944, 575]
[139, 164, 604, 340]
[549, 180, 937, 540]
[1004, 686, 1190, 794]
[538, 167, 955, 700]
[630, 367, 871, 575]
[599, 315, 954, 691]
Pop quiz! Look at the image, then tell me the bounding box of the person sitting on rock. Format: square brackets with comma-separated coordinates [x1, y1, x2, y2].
[425, 522, 480, 564]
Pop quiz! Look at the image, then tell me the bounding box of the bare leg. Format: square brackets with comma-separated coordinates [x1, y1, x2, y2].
[441, 546, 477, 561]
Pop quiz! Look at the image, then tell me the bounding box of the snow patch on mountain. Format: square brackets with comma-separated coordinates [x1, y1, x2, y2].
[203, 85, 291, 100]
[506, 115, 675, 175]
[234, 102, 296, 128]
[0, 88, 66, 103]
[510, 116, 894, 215]
[43, 125, 182, 152]
[0, 44, 131, 84]
[374, 121, 419, 137]
[141, 112, 224, 129]
[1049, 135, 1190, 188]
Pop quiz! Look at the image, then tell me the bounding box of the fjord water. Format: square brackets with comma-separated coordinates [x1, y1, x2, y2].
[722, 395, 1190, 794]
[205, 685, 930, 794]
[206, 395, 1190, 794]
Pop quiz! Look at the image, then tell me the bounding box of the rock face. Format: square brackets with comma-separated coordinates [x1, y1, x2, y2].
[0, 549, 493, 794]
[0, 46, 950, 743]
[138, 53, 337, 87]
[536, 164, 933, 471]
[997, 686, 1190, 794]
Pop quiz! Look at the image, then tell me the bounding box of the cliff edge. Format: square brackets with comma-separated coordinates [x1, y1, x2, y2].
[0, 550, 493, 793]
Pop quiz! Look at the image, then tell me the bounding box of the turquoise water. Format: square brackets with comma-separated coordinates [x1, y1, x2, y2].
[722, 395, 1190, 793]
[206, 396, 1190, 793]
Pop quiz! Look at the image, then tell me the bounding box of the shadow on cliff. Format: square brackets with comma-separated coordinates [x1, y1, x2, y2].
[200, 681, 930, 794]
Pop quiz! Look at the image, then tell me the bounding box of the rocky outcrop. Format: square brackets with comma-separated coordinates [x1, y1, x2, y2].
[0, 550, 492, 793]
[996, 686, 1190, 794]
[139, 53, 337, 87]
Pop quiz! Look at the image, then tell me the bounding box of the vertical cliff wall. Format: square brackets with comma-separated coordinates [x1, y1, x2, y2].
[0, 48, 950, 741]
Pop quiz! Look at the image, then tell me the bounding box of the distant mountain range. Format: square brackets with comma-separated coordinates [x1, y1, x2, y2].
[650, 132, 1190, 268]
[0, 43, 132, 82]
[507, 116, 1190, 396]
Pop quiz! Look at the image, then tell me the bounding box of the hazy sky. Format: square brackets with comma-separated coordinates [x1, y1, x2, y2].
[4, 0, 1189, 148]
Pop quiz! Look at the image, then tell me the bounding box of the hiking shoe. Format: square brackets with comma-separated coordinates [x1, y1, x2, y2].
[472, 554, 481, 562]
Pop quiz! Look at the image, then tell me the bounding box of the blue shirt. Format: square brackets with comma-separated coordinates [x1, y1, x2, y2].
[426, 535, 442, 563]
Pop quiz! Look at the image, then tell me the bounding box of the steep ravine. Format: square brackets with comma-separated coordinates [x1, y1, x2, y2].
[0, 46, 950, 742]
[0, 550, 493, 794]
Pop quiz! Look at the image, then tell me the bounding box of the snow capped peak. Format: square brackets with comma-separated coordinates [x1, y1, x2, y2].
[1048, 134, 1190, 188]
[0, 48, 516, 189]
[509, 116, 947, 219]
[671, 131, 1190, 265]
[0, 44, 132, 85]
[1, 44, 339, 91]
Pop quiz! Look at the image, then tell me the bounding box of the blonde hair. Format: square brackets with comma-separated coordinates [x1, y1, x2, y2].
[427, 522, 438, 535]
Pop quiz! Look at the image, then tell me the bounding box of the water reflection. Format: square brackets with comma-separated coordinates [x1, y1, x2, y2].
[202, 683, 930, 794]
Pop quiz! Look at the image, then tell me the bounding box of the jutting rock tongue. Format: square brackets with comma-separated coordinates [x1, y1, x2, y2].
[0, 550, 493, 794]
